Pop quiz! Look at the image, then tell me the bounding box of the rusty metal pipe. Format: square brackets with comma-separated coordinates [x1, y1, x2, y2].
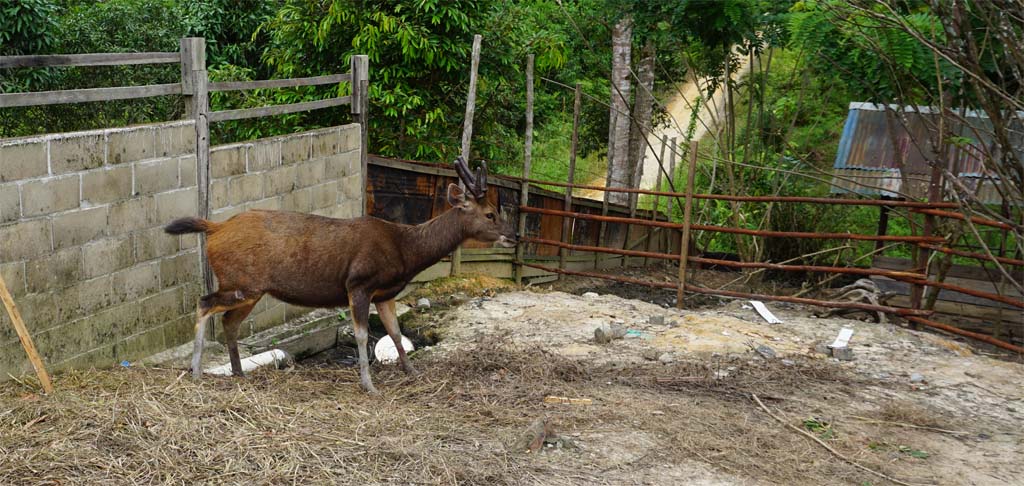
[508, 176, 958, 208]
[910, 208, 1017, 231]
[919, 244, 1024, 267]
[893, 276, 1024, 309]
[905, 316, 1023, 354]
[520, 262, 933, 316]
[520, 206, 947, 243]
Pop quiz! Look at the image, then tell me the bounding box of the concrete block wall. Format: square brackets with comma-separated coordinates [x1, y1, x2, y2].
[0, 121, 201, 377]
[0, 121, 363, 379]
[206, 123, 362, 339]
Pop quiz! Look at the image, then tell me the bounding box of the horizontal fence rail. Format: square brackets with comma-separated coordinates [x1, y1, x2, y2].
[520, 206, 948, 243]
[0, 52, 180, 69]
[905, 316, 1024, 353]
[522, 262, 933, 317]
[910, 208, 1017, 231]
[918, 243, 1024, 267]
[513, 176, 959, 209]
[208, 96, 352, 122]
[0, 83, 183, 108]
[209, 73, 351, 92]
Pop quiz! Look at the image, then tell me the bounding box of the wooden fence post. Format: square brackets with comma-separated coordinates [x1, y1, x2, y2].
[350, 54, 370, 216]
[515, 54, 535, 285]
[181, 37, 214, 296]
[676, 141, 698, 309]
[0, 275, 53, 394]
[559, 82, 582, 272]
[644, 135, 669, 265]
[452, 34, 482, 276]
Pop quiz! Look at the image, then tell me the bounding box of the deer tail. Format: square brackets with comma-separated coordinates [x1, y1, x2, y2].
[164, 217, 215, 235]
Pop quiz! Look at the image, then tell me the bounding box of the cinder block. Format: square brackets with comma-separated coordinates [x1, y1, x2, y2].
[114, 326, 166, 362]
[281, 134, 311, 164]
[81, 165, 132, 205]
[325, 150, 358, 178]
[247, 304, 285, 336]
[138, 287, 183, 326]
[0, 342, 31, 377]
[85, 302, 138, 344]
[211, 205, 243, 223]
[52, 206, 108, 250]
[210, 145, 246, 178]
[111, 262, 161, 303]
[153, 188, 198, 224]
[296, 158, 326, 187]
[245, 196, 281, 212]
[178, 155, 197, 187]
[311, 128, 341, 158]
[340, 174, 363, 200]
[35, 320, 95, 362]
[50, 132, 105, 174]
[0, 261, 26, 297]
[26, 247, 82, 293]
[108, 196, 156, 234]
[311, 181, 338, 210]
[209, 179, 229, 210]
[54, 343, 115, 373]
[134, 157, 179, 195]
[179, 233, 198, 249]
[82, 236, 133, 278]
[339, 124, 361, 151]
[159, 251, 200, 287]
[162, 315, 194, 348]
[0, 139, 48, 182]
[108, 127, 157, 165]
[179, 281, 201, 314]
[12, 291, 61, 334]
[263, 165, 297, 196]
[0, 183, 20, 223]
[248, 140, 281, 171]
[281, 186, 312, 213]
[76, 275, 114, 314]
[228, 174, 263, 206]
[133, 226, 180, 262]
[21, 174, 79, 217]
[0, 218, 52, 260]
[158, 123, 196, 157]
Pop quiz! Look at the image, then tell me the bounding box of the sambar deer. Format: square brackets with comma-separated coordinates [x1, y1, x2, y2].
[165, 157, 515, 394]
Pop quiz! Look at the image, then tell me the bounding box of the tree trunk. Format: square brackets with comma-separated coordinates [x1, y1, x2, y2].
[607, 16, 632, 206]
[627, 41, 656, 210]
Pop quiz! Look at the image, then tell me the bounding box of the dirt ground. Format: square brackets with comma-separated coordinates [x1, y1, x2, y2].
[1, 274, 1021, 485]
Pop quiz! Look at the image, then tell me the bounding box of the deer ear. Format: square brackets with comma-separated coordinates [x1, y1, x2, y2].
[446, 183, 467, 207]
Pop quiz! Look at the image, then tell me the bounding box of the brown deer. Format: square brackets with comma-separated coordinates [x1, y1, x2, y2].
[165, 157, 514, 394]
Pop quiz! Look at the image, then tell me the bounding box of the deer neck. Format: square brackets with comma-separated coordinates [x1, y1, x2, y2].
[402, 208, 469, 273]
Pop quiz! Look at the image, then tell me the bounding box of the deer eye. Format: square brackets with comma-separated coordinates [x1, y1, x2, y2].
[486, 213, 496, 220]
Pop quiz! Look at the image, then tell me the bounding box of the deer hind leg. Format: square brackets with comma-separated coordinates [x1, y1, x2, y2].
[191, 290, 257, 379]
[375, 299, 418, 376]
[349, 292, 379, 395]
[222, 302, 258, 376]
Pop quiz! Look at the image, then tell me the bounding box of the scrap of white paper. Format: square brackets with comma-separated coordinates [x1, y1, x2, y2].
[749, 300, 782, 324]
[829, 327, 855, 349]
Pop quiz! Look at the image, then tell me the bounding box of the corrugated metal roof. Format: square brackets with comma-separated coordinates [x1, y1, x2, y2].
[830, 103, 1022, 204]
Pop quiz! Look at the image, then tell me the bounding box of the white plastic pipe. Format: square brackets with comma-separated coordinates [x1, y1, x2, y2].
[205, 349, 291, 376]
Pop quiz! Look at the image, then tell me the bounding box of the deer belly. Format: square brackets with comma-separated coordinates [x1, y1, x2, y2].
[268, 285, 348, 308]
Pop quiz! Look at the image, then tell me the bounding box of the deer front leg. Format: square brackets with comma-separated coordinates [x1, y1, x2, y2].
[349, 292, 379, 395]
[375, 299, 418, 376]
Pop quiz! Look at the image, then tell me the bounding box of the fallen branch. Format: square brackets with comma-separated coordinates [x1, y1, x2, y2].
[751, 394, 927, 486]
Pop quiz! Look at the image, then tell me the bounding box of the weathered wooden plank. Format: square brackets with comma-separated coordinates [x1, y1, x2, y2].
[0, 83, 182, 108]
[209, 73, 351, 92]
[515, 54, 535, 284]
[0, 274, 54, 394]
[0, 52, 179, 68]
[208, 96, 351, 122]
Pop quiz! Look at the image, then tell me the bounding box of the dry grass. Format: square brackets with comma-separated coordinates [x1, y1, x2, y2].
[0, 337, 934, 486]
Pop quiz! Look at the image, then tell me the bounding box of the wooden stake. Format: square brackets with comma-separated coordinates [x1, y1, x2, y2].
[0, 275, 53, 394]
[676, 141, 698, 309]
[350, 54, 370, 215]
[452, 34, 482, 276]
[559, 82, 582, 272]
[515, 54, 535, 285]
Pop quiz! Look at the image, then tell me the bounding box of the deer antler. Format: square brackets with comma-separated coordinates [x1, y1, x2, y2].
[454, 156, 487, 198]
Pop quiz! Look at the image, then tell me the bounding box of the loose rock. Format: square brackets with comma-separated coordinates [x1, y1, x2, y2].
[658, 353, 676, 364]
[582, 292, 599, 299]
[910, 372, 925, 383]
[416, 298, 431, 309]
[649, 315, 665, 326]
[754, 344, 777, 359]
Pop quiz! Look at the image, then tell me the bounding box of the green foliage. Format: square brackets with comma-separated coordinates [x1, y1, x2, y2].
[0, 0, 59, 92]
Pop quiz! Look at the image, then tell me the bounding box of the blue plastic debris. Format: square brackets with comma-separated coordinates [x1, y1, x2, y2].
[120, 360, 131, 368]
